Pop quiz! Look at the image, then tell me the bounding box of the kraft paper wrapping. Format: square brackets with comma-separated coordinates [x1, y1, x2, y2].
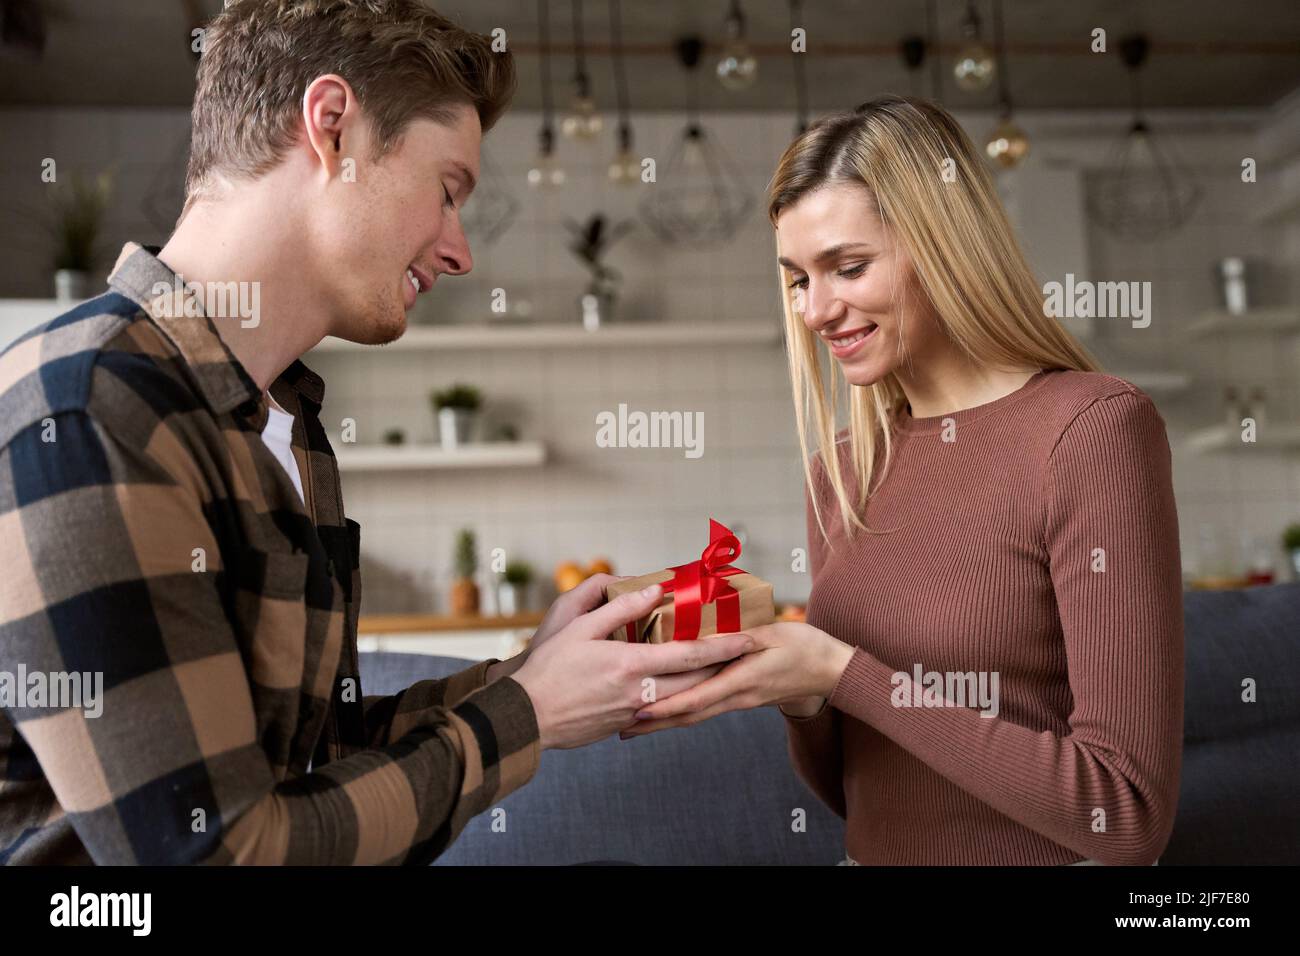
[603, 568, 775, 643]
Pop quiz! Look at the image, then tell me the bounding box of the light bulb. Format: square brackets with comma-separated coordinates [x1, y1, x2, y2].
[985, 117, 1029, 169]
[682, 133, 704, 171]
[953, 42, 996, 91]
[561, 95, 603, 140]
[716, 39, 758, 90]
[527, 153, 566, 189]
[608, 149, 640, 184]
[1127, 125, 1157, 167]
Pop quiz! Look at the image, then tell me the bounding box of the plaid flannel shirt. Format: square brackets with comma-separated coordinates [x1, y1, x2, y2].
[0, 243, 540, 864]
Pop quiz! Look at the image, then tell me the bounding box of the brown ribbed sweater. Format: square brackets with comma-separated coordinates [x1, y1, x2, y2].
[786, 369, 1184, 865]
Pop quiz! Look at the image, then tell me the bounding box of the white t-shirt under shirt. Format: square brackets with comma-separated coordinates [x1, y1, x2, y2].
[259, 393, 305, 505]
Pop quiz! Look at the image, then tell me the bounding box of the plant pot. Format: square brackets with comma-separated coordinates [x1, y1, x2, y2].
[498, 582, 527, 616]
[54, 269, 90, 303]
[437, 407, 476, 450]
[499, 581, 531, 615]
[1290, 548, 1300, 580]
[449, 577, 480, 616]
[579, 285, 617, 331]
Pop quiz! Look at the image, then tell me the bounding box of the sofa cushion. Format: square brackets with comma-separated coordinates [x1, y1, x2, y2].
[359, 575, 1300, 866]
[1163, 727, 1300, 865]
[1182, 582, 1300, 744]
[358, 651, 846, 865]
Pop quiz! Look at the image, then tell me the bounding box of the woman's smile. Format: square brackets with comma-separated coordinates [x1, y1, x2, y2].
[824, 323, 879, 358]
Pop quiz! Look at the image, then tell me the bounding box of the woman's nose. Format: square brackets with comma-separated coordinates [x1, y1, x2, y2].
[802, 280, 842, 330]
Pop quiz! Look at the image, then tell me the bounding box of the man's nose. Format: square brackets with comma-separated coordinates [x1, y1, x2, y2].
[437, 214, 474, 276]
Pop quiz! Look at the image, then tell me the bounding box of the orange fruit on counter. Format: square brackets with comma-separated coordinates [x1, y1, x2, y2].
[554, 561, 587, 593]
[586, 558, 613, 576]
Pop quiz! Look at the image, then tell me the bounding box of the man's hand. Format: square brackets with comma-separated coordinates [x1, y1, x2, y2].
[532, 573, 626, 648]
[486, 573, 627, 684]
[511, 583, 754, 750]
[619, 621, 855, 738]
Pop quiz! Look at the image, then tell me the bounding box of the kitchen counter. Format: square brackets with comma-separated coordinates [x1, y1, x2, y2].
[359, 611, 546, 634]
[356, 604, 806, 663]
[357, 612, 546, 661]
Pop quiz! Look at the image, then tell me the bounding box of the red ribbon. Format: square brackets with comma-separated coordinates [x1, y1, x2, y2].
[624, 519, 746, 642]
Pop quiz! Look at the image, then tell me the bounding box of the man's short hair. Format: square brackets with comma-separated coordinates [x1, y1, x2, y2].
[186, 0, 515, 203]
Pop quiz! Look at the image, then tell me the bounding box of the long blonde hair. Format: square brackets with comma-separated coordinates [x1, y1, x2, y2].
[768, 95, 1100, 547]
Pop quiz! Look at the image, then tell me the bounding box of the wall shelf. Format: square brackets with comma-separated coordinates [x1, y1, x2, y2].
[1185, 422, 1300, 454]
[335, 441, 545, 472]
[309, 321, 782, 353]
[3, 304, 784, 354]
[1186, 307, 1299, 338]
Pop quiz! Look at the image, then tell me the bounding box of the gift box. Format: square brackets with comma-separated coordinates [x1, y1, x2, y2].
[604, 519, 775, 642]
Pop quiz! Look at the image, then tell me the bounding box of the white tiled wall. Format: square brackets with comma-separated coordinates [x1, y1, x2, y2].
[1067, 113, 1300, 584]
[2, 104, 1298, 613]
[318, 339, 808, 612]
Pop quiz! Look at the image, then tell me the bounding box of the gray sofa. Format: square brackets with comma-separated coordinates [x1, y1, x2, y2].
[359, 581, 1300, 865]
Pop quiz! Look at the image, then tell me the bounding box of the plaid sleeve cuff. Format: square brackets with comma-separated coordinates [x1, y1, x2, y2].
[445, 657, 498, 705]
[366, 658, 503, 745]
[443, 675, 541, 818]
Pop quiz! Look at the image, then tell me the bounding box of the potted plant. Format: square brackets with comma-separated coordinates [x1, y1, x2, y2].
[564, 213, 633, 330]
[1283, 524, 1300, 579]
[449, 528, 480, 616]
[498, 560, 534, 616]
[430, 384, 482, 450]
[48, 170, 113, 302]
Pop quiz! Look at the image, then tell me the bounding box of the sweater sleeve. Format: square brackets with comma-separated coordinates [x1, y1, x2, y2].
[826, 392, 1184, 865]
[782, 466, 847, 819]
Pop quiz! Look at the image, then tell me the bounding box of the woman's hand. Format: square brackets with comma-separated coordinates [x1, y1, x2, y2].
[488, 573, 627, 683]
[619, 621, 855, 737]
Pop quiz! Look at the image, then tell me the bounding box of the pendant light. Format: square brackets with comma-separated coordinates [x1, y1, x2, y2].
[1087, 34, 1201, 240]
[953, 0, 995, 92]
[606, 0, 640, 184]
[986, 116, 1029, 169]
[899, 35, 926, 98]
[639, 36, 754, 245]
[560, 0, 603, 141]
[716, 0, 758, 91]
[527, 0, 565, 188]
[926, 0, 943, 103]
[984, 0, 1028, 169]
[790, 0, 809, 135]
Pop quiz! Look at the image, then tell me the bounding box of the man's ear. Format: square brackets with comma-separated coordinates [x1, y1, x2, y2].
[301, 74, 360, 179]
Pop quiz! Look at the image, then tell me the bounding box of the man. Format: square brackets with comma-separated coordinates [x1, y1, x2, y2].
[0, 0, 750, 864]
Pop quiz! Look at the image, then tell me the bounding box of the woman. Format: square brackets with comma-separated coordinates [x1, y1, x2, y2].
[624, 96, 1184, 866]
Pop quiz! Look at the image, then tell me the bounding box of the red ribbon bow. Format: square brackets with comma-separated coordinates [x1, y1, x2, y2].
[625, 518, 746, 642]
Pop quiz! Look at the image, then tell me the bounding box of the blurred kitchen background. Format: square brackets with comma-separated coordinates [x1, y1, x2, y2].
[2, 0, 1299, 655]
